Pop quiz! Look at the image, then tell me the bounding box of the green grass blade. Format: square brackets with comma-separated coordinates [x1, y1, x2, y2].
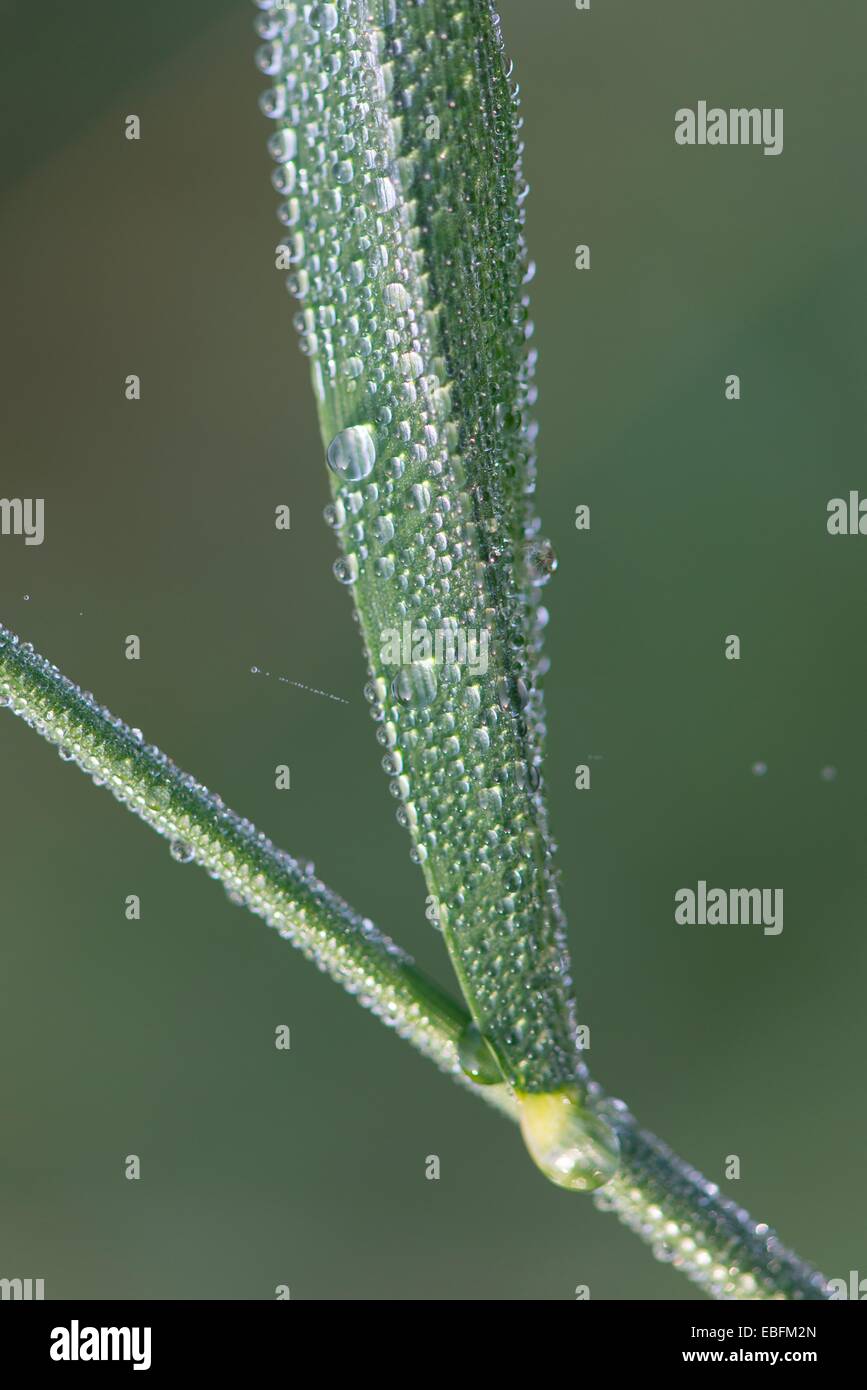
[257, 0, 580, 1098]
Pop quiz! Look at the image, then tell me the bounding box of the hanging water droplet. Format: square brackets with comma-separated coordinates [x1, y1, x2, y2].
[457, 1023, 502, 1086]
[820, 765, 838, 782]
[326, 424, 377, 481]
[259, 85, 287, 120]
[58, 745, 74, 762]
[524, 538, 558, 587]
[267, 128, 297, 163]
[323, 499, 346, 529]
[332, 554, 359, 585]
[170, 839, 194, 864]
[255, 41, 283, 77]
[518, 1088, 620, 1193]
[271, 162, 297, 195]
[751, 761, 768, 777]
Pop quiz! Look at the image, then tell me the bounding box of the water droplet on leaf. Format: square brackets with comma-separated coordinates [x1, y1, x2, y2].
[458, 1023, 503, 1085]
[383, 281, 412, 311]
[326, 424, 377, 481]
[391, 661, 438, 707]
[332, 554, 359, 585]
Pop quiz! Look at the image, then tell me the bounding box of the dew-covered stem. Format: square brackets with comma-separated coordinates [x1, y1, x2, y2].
[0, 624, 472, 1082]
[0, 624, 830, 1300]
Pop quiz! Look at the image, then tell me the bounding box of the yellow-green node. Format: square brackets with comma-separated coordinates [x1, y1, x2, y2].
[518, 1088, 621, 1193]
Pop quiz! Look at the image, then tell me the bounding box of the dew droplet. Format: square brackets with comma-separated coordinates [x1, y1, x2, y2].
[255, 41, 283, 77]
[820, 765, 838, 782]
[383, 281, 412, 311]
[391, 661, 438, 708]
[372, 175, 397, 211]
[524, 538, 558, 587]
[267, 128, 297, 163]
[326, 424, 377, 481]
[457, 1023, 502, 1086]
[170, 839, 194, 864]
[259, 85, 287, 120]
[518, 1088, 620, 1193]
[323, 499, 346, 529]
[310, 2, 339, 32]
[752, 761, 768, 777]
[399, 350, 424, 380]
[410, 482, 431, 512]
[332, 554, 359, 585]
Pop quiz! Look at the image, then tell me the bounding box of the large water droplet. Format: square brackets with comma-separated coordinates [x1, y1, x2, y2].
[518, 1088, 620, 1193]
[457, 1023, 502, 1086]
[391, 661, 438, 708]
[326, 425, 377, 482]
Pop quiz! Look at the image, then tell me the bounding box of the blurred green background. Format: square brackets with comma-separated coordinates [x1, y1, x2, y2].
[1, 0, 865, 1300]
